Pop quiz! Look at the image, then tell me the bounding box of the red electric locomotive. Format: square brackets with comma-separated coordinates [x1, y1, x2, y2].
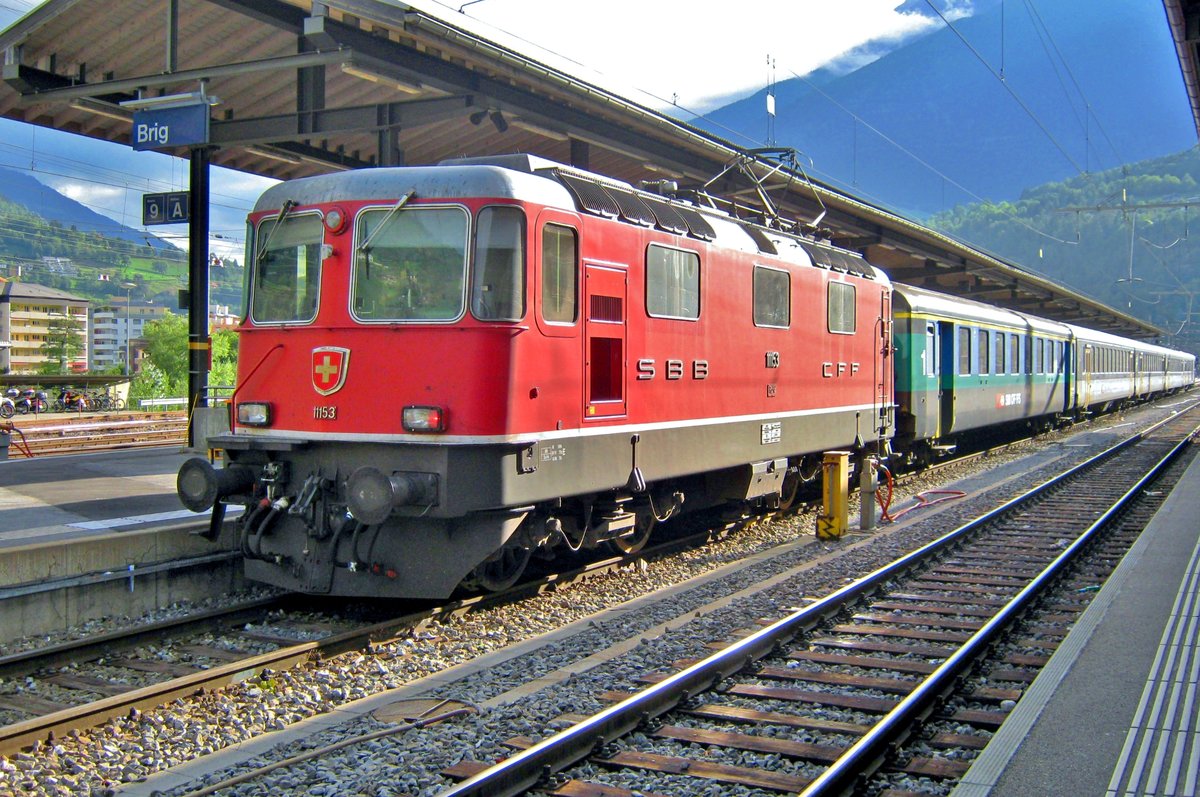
[178, 154, 893, 598]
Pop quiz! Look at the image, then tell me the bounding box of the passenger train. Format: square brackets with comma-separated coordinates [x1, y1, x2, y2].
[176, 154, 1195, 599]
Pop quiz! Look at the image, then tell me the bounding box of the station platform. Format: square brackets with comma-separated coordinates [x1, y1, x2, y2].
[0, 447, 201, 548]
[953, 449, 1200, 797]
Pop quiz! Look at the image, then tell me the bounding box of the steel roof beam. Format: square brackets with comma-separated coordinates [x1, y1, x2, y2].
[202, 0, 308, 34]
[4, 50, 352, 104]
[210, 95, 471, 146]
[300, 14, 727, 182]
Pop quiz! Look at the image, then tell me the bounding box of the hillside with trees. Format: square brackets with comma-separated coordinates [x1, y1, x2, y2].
[927, 147, 1200, 346]
[0, 169, 244, 311]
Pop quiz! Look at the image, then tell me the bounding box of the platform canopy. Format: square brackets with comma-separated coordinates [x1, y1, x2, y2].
[0, 0, 1178, 340]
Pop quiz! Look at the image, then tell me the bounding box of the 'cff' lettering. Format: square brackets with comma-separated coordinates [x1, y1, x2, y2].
[136, 122, 170, 147]
[821, 362, 861, 378]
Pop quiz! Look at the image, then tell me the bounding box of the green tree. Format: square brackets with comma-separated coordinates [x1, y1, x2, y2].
[209, 328, 239, 392]
[128, 312, 240, 400]
[132, 312, 188, 396]
[43, 314, 85, 373]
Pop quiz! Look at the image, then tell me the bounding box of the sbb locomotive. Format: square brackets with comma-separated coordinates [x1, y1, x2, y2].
[177, 154, 1194, 599]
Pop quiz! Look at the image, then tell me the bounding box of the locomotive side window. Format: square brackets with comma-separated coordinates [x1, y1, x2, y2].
[542, 223, 578, 324]
[250, 213, 323, 323]
[352, 205, 468, 321]
[827, 281, 855, 334]
[958, 327, 972, 375]
[471, 206, 526, 321]
[646, 244, 700, 319]
[753, 266, 790, 328]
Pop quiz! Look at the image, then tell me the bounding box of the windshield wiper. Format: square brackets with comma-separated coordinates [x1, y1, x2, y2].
[255, 199, 297, 264]
[357, 190, 415, 257]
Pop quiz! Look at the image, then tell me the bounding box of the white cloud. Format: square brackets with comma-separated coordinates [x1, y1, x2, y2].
[430, 0, 937, 112]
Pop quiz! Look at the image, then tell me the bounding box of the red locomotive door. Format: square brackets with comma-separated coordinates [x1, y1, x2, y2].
[583, 263, 628, 419]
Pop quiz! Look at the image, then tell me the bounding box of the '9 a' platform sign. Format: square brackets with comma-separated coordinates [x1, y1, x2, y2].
[132, 103, 210, 151]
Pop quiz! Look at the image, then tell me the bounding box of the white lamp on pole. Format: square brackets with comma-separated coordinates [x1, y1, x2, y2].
[121, 282, 138, 375]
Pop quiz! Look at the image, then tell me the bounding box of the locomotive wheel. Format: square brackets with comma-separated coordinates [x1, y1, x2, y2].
[606, 512, 653, 555]
[465, 544, 531, 592]
[778, 468, 802, 512]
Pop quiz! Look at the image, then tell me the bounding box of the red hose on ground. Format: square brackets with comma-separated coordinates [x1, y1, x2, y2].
[0, 422, 32, 458]
[886, 489, 967, 522]
[872, 460, 966, 522]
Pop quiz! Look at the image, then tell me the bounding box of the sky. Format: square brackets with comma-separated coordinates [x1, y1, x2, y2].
[0, 0, 1131, 260]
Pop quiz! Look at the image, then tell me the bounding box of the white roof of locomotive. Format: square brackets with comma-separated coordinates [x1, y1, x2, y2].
[254, 156, 887, 282]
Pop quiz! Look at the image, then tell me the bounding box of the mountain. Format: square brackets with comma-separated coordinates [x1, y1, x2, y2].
[695, 0, 1195, 219]
[0, 167, 244, 310]
[0, 166, 175, 250]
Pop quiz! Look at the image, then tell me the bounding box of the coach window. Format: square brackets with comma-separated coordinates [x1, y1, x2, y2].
[471, 207, 525, 321]
[995, 332, 1006, 374]
[1010, 334, 1020, 374]
[647, 244, 700, 319]
[827, 281, 856, 333]
[753, 266, 790, 327]
[541, 223, 578, 324]
[978, 329, 989, 375]
[958, 327, 972, 375]
[250, 212, 323, 323]
[352, 205, 469, 321]
[1034, 337, 1043, 373]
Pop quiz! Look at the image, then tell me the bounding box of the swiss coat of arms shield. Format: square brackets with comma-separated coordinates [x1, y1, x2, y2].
[312, 347, 350, 396]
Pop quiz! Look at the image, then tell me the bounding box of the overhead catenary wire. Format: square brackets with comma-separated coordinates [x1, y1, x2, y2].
[787, 68, 1080, 246]
[923, 0, 1087, 176]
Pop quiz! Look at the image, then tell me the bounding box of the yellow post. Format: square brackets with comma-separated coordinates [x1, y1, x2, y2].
[816, 450, 851, 539]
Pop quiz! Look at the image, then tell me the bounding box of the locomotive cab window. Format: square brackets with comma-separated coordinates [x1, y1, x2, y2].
[542, 223, 578, 324]
[250, 212, 324, 324]
[646, 244, 700, 320]
[753, 266, 791, 328]
[352, 204, 469, 321]
[471, 206, 525, 321]
[827, 281, 855, 334]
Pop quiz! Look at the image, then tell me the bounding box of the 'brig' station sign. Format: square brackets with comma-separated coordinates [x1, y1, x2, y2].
[131, 102, 210, 151]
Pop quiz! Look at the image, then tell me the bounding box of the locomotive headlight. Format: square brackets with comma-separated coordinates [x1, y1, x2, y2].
[402, 405, 445, 432]
[237, 401, 272, 426]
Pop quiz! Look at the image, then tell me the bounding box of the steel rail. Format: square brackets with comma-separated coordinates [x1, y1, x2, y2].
[436, 407, 1200, 797]
[0, 514, 745, 757]
[800, 416, 1200, 795]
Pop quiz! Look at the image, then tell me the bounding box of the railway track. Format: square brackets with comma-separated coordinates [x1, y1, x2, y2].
[0, 516, 760, 760]
[0, 401, 1184, 766]
[3, 412, 187, 457]
[439, 405, 1200, 796]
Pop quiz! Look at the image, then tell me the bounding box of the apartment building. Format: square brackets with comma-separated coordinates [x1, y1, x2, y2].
[90, 298, 169, 373]
[0, 282, 89, 374]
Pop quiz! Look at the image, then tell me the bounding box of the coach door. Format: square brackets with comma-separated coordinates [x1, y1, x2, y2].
[1082, 344, 1094, 408]
[938, 321, 956, 437]
[583, 263, 628, 419]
